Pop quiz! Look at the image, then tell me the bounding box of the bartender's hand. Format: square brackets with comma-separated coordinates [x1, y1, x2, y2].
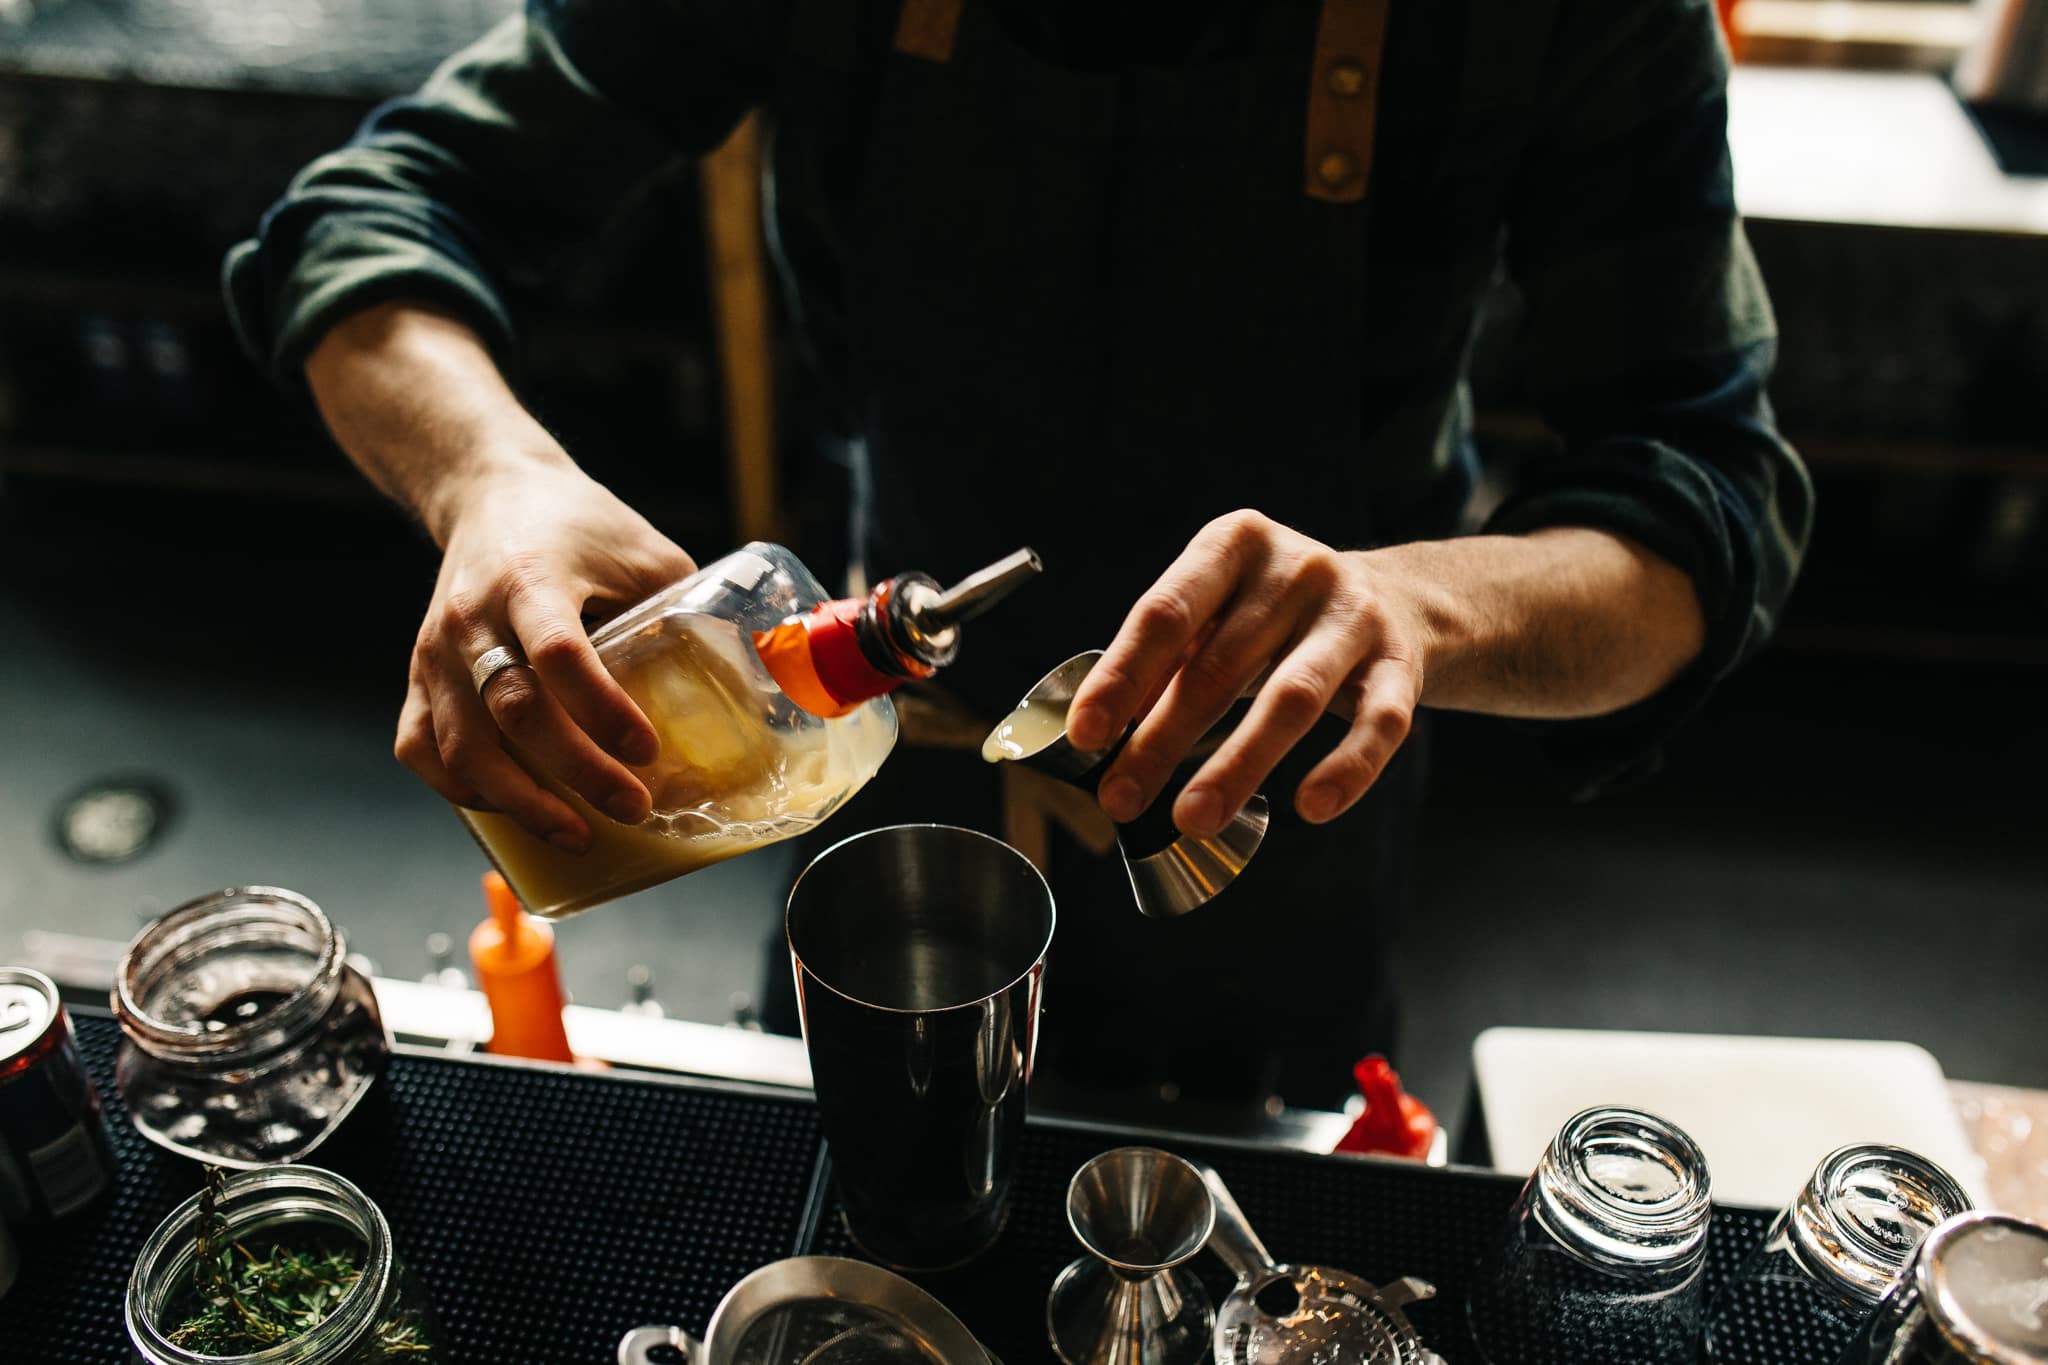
[307, 301, 695, 852]
[1066, 511, 1706, 835]
[397, 469, 693, 850]
[1066, 512, 1430, 835]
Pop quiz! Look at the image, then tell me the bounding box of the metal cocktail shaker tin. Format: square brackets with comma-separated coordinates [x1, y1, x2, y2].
[0, 966, 114, 1222]
[1834, 1211, 2048, 1364]
[788, 824, 1054, 1272]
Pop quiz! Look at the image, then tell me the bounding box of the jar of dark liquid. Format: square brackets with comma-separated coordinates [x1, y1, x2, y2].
[113, 888, 390, 1168]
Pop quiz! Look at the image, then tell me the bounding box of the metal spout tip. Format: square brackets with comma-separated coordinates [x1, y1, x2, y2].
[916, 547, 1043, 632]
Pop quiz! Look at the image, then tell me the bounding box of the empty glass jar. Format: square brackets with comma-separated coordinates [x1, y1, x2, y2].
[126, 1164, 436, 1364]
[1465, 1106, 1715, 1365]
[113, 887, 390, 1167]
[1704, 1144, 1974, 1365]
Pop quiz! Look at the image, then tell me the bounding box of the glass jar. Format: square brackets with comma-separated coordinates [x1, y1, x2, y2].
[126, 1165, 436, 1364]
[113, 887, 390, 1168]
[1465, 1106, 1715, 1365]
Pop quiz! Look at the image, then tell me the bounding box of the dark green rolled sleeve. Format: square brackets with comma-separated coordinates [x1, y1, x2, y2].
[1489, 0, 1815, 789]
[225, 1, 783, 386]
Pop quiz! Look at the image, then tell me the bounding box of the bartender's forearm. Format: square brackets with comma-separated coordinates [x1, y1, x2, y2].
[1375, 526, 1706, 719]
[304, 300, 574, 547]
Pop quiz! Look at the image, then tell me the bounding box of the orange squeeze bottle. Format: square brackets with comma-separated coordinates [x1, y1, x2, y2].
[470, 871, 575, 1063]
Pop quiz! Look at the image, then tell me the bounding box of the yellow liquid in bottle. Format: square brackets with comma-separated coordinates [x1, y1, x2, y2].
[460, 615, 885, 918]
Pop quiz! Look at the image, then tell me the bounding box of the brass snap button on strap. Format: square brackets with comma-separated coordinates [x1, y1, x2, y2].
[1316, 149, 1361, 191]
[894, 0, 963, 62]
[1303, 0, 1392, 204]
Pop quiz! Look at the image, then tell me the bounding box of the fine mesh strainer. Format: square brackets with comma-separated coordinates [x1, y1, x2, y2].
[1200, 1165, 1447, 1365]
[619, 1257, 990, 1365]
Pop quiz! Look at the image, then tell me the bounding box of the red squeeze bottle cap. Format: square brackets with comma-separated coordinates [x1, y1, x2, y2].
[469, 872, 575, 1064]
[754, 552, 1042, 718]
[1334, 1054, 1439, 1161]
[804, 597, 904, 709]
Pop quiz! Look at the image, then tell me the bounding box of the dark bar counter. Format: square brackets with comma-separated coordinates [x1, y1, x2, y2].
[0, 1010, 1804, 1365]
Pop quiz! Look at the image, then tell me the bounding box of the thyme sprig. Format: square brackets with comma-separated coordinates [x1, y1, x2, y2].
[168, 1165, 430, 1357]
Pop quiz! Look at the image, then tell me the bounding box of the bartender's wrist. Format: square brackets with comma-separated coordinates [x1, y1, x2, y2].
[414, 423, 579, 549]
[1356, 527, 1705, 717]
[1347, 541, 1472, 704]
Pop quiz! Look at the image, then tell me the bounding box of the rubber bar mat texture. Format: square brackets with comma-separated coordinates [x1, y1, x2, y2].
[6, 1012, 1849, 1365]
[0, 1010, 823, 1364]
[806, 1123, 1835, 1365]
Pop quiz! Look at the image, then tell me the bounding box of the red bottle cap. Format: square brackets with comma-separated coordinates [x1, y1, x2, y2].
[1334, 1054, 1439, 1161]
[802, 597, 903, 708]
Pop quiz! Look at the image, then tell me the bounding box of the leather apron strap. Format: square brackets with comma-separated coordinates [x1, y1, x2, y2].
[893, 0, 964, 62]
[1304, 0, 1393, 202]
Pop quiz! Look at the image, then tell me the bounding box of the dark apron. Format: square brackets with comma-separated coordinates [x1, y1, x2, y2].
[766, 0, 1429, 1111]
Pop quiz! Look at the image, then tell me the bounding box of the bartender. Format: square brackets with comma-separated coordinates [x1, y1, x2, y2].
[225, 0, 1811, 1111]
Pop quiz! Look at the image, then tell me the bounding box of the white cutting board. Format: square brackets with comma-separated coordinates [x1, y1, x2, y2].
[1472, 1027, 1990, 1209]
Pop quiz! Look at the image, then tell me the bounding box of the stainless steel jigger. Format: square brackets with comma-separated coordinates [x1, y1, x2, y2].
[983, 650, 1268, 918]
[1047, 1147, 1217, 1365]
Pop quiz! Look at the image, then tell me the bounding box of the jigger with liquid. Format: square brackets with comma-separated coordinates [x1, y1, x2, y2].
[982, 650, 1268, 918]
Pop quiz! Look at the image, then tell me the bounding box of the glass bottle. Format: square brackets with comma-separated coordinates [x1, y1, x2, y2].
[113, 887, 390, 1168]
[126, 1165, 436, 1364]
[1466, 1106, 1715, 1365]
[1704, 1144, 1974, 1365]
[458, 542, 1038, 919]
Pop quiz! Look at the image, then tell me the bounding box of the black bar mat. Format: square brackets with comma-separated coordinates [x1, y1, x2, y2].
[804, 1123, 1800, 1365]
[5, 1011, 1854, 1365]
[0, 1010, 824, 1364]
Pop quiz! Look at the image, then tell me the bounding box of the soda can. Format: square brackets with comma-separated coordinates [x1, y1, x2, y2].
[0, 967, 114, 1221]
[1834, 1210, 2048, 1364]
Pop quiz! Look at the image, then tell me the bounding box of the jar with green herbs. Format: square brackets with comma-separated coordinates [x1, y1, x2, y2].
[126, 1165, 436, 1364]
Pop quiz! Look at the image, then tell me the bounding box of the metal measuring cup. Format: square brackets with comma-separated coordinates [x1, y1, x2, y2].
[981, 651, 1268, 918]
[1046, 1147, 1217, 1365]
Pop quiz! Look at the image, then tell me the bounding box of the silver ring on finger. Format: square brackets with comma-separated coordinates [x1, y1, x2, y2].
[470, 644, 528, 696]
